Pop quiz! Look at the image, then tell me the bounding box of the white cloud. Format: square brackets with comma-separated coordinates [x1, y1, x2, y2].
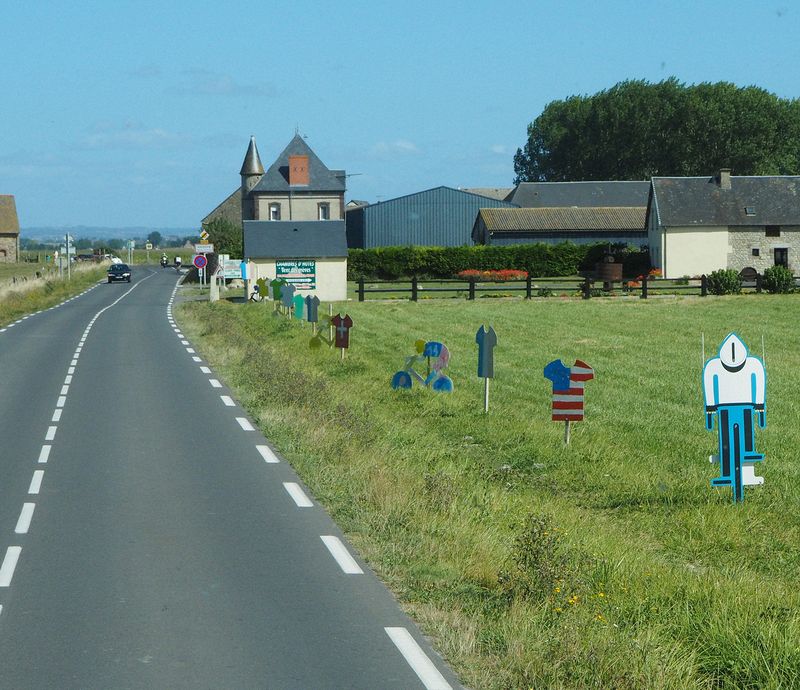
[78, 121, 190, 150]
[369, 139, 420, 157]
[490, 144, 510, 155]
[171, 69, 276, 98]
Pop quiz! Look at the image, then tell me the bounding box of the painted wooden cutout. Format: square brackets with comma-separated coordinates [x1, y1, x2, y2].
[293, 294, 305, 320]
[544, 359, 594, 443]
[331, 314, 353, 349]
[270, 278, 285, 302]
[702, 332, 766, 503]
[391, 340, 453, 393]
[476, 325, 497, 412]
[305, 295, 320, 323]
[281, 282, 297, 309]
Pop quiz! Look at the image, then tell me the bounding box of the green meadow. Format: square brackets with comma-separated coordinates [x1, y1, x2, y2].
[178, 294, 800, 689]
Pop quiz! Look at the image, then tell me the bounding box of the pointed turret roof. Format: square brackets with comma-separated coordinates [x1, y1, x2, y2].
[240, 136, 265, 176]
[251, 134, 345, 193]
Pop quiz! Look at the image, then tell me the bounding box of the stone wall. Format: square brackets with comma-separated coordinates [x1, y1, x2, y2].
[0, 234, 17, 262]
[728, 227, 800, 274]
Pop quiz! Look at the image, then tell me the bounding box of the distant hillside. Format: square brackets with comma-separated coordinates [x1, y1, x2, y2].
[21, 226, 197, 242]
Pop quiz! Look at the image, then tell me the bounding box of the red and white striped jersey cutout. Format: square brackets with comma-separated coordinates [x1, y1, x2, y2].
[543, 359, 594, 422]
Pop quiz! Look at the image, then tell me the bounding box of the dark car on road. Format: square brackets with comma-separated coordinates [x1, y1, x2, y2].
[107, 263, 132, 283]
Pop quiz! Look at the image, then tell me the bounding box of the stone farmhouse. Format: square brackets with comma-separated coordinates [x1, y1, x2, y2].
[647, 170, 800, 279]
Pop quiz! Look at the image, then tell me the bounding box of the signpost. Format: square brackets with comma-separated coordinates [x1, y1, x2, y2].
[476, 325, 497, 412]
[276, 260, 316, 290]
[193, 254, 207, 287]
[194, 243, 214, 254]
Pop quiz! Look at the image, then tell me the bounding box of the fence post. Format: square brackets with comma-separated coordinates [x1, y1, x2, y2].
[701, 274, 708, 297]
[756, 273, 762, 294]
[526, 275, 532, 299]
[468, 279, 475, 301]
[411, 275, 418, 302]
[358, 277, 365, 302]
[641, 277, 648, 299]
[582, 277, 592, 299]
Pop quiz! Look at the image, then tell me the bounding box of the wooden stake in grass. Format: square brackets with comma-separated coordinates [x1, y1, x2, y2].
[476, 325, 497, 413]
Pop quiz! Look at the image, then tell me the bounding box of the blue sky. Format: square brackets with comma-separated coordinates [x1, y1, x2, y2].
[1, 1, 797, 229]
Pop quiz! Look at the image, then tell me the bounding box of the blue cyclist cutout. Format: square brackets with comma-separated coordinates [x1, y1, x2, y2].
[702, 332, 766, 503]
[391, 340, 453, 393]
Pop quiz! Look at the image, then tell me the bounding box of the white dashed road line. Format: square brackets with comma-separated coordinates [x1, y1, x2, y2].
[320, 536, 363, 574]
[28, 470, 44, 495]
[256, 445, 279, 464]
[45, 426, 57, 441]
[384, 627, 452, 690]
[220, 395, 235, 407]
[283, 482, 313, 508]
[200, 366, 212, 374]
[15, 504, 35, 535]
[38, 445, 51, 464]
[0, 547, 22, 587]
[236, 417, 255, 431]
[209, 379, 222, 388]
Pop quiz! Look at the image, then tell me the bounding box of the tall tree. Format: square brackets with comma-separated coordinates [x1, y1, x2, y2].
[514, 79, 800, 182]
[147, 230, 163, 247]
[203, 217, 242, 258]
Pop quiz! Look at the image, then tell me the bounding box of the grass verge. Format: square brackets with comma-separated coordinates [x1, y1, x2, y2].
[177, 294, 800, 689]
[0, 265, 107, 326]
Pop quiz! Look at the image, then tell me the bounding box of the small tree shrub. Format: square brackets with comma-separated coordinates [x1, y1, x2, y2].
[761, 265, 795, 294]
[706, 269, 742, 295]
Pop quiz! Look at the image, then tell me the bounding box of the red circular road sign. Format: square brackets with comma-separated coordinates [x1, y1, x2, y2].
[193, 254, 207, 269]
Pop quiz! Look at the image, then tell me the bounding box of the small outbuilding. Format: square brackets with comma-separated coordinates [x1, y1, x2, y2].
[243, 220, 348, 302]
[0, 195, 20, 262]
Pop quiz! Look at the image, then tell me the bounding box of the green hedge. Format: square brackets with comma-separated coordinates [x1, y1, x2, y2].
[347, 243, 649, 280]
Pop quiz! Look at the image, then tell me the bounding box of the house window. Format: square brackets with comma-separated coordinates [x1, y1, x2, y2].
[744, 206, 756, 216]
[318, 202, 330, 220]
[766, 225, 780, 237]
[269, 203, 281, 221]
[774, 247, 789, 267]
[752, 248, 760, 257]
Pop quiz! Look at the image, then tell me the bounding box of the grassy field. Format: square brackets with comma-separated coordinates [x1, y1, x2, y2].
[0, 264, 107, 326]
[176, 293, 800, 689]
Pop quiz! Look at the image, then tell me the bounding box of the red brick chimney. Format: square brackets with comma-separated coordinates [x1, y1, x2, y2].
[289, 155, 309, 186]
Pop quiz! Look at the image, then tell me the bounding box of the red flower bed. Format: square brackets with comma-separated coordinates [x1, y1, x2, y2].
[456, 269, 528, 282]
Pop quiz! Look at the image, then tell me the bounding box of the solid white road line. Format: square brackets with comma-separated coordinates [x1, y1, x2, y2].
[283, 482, 313, 507]
[200, 366, 212, 374]
[384, 627, 452, 690]
[209, 379, 222, 388]
[51, 409, 62, 422]
[236, 417, 255, 431]
[256, 445, 280, 464]
[0, 547, 22, 587]
[15, 503, 35, 534]
[320, 536, 363, 574]
[38, 445, 51, 463]
[29, 470, 44, 495]
[220, 395, 235, 406]
[45, 426, 57, 441]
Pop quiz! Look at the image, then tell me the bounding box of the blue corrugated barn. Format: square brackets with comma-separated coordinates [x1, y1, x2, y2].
[345, 186, 515, 248]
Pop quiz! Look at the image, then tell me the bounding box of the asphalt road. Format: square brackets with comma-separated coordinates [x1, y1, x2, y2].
[0, 267, 461, 689]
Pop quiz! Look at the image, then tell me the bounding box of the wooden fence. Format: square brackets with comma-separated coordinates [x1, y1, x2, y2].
[356, 274, 782, 302]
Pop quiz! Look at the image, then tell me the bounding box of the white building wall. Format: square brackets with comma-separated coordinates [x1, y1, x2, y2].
[250, 257, 348, 302]
[255, 193, 343, 221]
[663, 226, 729, 279]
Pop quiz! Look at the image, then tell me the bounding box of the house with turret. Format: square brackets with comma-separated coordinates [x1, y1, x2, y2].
[205, 134, 348, 301]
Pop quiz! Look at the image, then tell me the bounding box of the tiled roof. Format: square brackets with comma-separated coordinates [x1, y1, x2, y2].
[509, 181, 650, 208]
[478, 206, 647, 232]
[652, 175, 800, 227]
[0, 196, 19, 235]
[460, 187, 514, 201]
[251, 135, 345, 194]
[243, 220, 347, 258]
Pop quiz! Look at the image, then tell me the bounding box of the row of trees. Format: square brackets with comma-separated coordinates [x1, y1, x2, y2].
[514, 79, 800, 182]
